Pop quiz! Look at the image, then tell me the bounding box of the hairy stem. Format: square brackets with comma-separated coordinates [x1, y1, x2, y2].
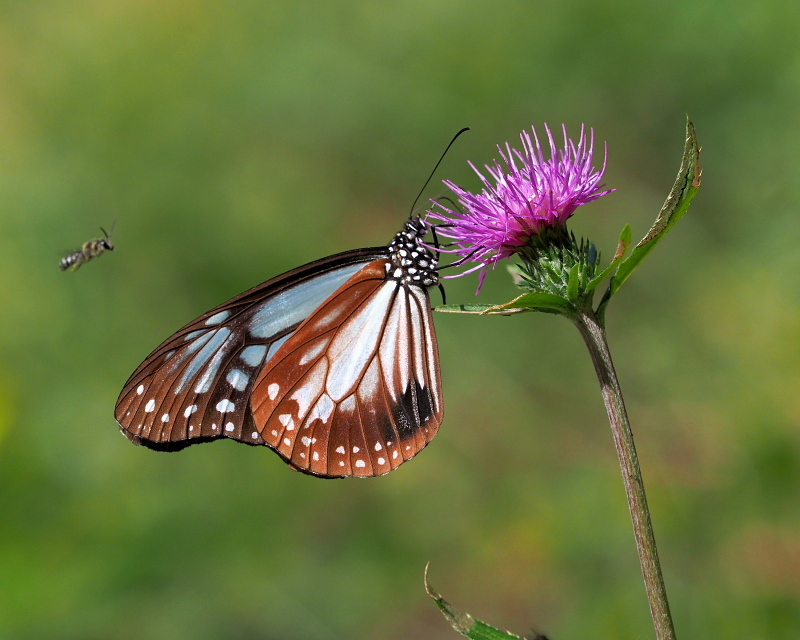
[574, 310, 677, 640]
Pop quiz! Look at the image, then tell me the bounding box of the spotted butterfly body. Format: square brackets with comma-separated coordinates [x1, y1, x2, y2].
[114, 218, 443, 478]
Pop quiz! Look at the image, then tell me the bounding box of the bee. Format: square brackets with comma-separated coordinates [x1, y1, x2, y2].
[60, 225, 115, 272]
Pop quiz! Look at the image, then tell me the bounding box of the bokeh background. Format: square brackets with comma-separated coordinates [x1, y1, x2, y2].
[1, 1, 799, 638]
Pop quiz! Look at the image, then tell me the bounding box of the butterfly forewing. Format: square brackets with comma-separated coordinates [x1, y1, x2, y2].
[115, 249, 385, 450]
[251, 259, 443, 477]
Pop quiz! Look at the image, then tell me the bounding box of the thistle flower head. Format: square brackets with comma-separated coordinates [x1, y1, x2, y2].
[426, 124, 614, 291]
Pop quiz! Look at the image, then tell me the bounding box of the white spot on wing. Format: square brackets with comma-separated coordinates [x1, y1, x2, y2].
[225, 422, 235, 432]
[352, 446, 360, 453]
[291, 359, 328, 418]
[305, 393, 335, 428]
[392, 450, 398, 459]
[336, 446, 346, 454]
[374, 442, 382, 451]
[161, 413, 169, 422]
[301, 436, 312, 446]
[317, 394, 335, 422]
[378, 457, 386, 465]
[313, 452, 319, 461]
[216, 399, 235, 413]
[184, 405, 197, 418]
[251, 431, 258, 439]
[267, 383, 280, 400]
[279, 414, 295, 430]
[355, 460, 366, 468]
[136, 385, 144, 395]
[145, 399, 156, 413]
[283, 437, 292, 446]
[312, 306, 348, 332]
[340, 395, 357, 414]
[299, 338, 329, 366]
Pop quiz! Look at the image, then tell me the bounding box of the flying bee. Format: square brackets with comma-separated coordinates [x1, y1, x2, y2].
[60, 225, 115, 272]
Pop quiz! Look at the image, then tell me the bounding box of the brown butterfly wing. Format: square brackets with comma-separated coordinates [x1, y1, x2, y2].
[114, 249, 385, 451]
[251, 260, 443, 477]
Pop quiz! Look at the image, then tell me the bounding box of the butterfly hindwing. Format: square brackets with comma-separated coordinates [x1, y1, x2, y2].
[251, 259, 443, 477]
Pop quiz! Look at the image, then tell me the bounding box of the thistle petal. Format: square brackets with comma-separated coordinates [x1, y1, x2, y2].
[427, 124, 614, 290]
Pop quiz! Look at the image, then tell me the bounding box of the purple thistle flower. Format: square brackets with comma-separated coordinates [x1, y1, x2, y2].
[426, 124, 614, 291]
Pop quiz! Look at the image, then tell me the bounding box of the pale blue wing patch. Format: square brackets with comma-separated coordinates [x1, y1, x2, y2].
[240, 345, 267, 367]
[249, 263, 365, 338]
[226, 368, 249, 391]
[266, 334, 291, 362]
[176, 327, 231, 393]
[204, 310, 230, 325]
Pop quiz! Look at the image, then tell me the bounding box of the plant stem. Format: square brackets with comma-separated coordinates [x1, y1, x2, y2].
[574, 310, 677, 640]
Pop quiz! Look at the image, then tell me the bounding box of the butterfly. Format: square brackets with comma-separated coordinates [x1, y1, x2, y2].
[114, 217, 443, 478]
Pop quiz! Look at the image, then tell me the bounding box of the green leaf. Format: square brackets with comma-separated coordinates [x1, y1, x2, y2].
[435, 292, 574, 316]
[604, 119, 701, 302]
[617, 221, 633, 252]
[585, 223, 632, 292]
[566, 262, 580, 301]
[488, 292, 575, 315]
[425, 566, 525, 640]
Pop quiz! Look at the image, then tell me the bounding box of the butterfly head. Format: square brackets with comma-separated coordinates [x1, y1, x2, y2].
[387, 218, 439, 288]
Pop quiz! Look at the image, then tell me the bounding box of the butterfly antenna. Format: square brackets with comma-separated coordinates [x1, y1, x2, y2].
[409, 127, 470, 217]
[430, 225, 441, 259]
[437, 247, 480, 270]
[433, 195, 463, 214]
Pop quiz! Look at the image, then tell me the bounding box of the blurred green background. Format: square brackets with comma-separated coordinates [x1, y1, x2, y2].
[1, 1, 799, 638]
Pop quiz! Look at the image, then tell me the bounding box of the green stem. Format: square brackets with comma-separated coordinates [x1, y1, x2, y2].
[574, 310, 677, 640]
